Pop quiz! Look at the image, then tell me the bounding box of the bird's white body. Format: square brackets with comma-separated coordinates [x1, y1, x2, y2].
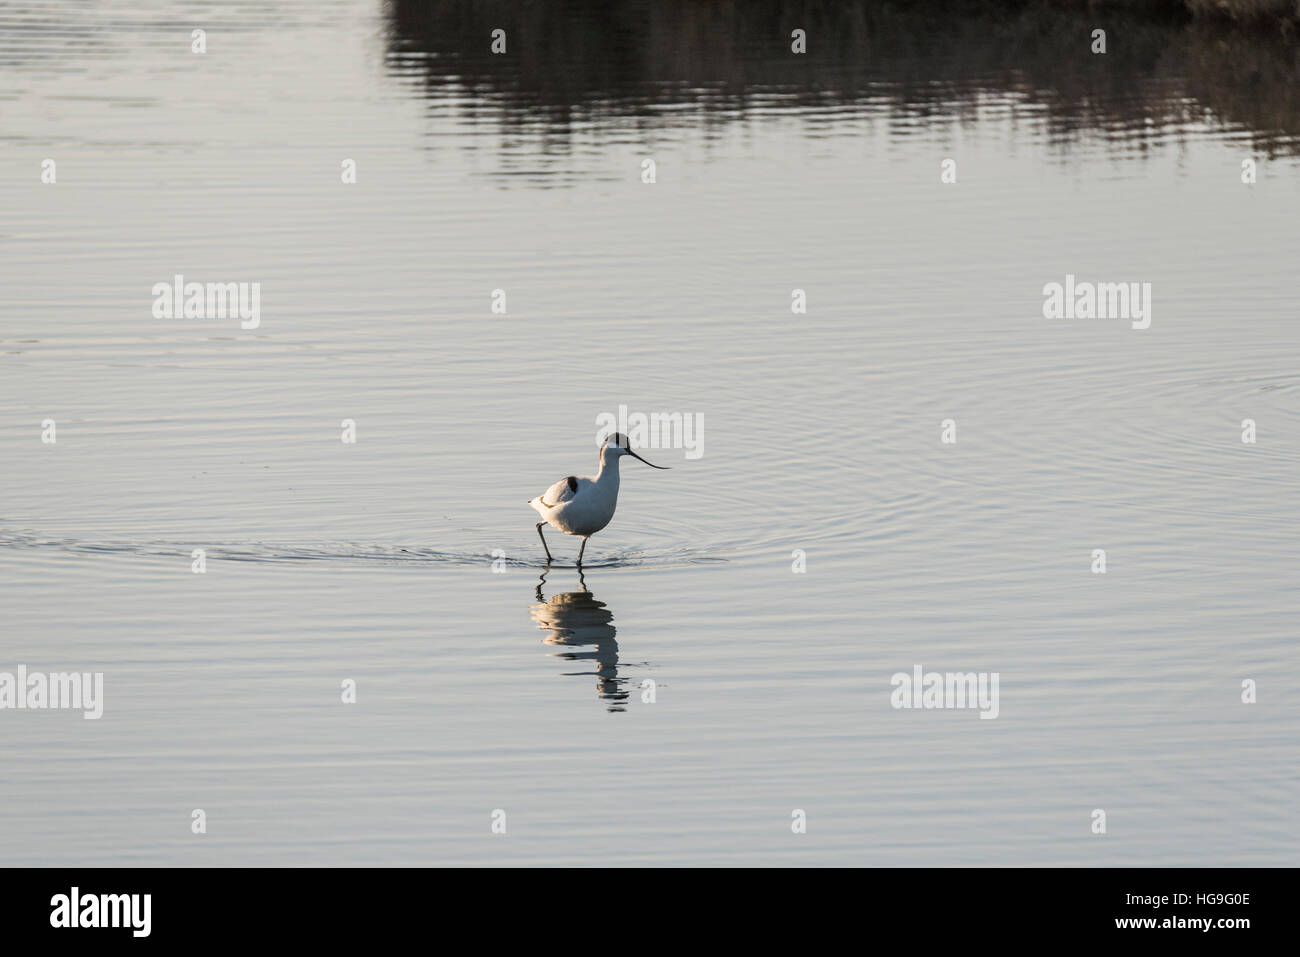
[528, 433, 668, 565]
[529, 447, 623, 537]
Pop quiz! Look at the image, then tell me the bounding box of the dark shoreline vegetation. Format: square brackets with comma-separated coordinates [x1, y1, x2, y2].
[1183, 0, 1300, 23]
[384, 0, 1300, 159]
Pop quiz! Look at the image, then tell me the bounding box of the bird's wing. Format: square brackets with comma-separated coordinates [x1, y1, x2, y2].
[539, 475, 580, 508]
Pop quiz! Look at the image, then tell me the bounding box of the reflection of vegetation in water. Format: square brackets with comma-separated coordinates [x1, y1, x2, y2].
[385, 0, 1300, 157]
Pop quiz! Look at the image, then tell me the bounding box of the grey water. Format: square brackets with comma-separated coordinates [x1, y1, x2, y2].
[1, 0, 1297, 865]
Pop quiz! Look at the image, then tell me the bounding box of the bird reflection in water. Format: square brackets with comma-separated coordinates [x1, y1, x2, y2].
[530, 570, 639, 712]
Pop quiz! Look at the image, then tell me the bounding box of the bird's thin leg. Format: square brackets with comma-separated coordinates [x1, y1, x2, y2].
[536, 522, 553, 564]
[577, 536, 588, 567]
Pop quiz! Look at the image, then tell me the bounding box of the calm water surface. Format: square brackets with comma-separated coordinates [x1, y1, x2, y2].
[1, 0, 1298, 865]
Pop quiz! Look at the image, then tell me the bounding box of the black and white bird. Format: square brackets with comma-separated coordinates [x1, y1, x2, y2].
[528, 432, 669, 566]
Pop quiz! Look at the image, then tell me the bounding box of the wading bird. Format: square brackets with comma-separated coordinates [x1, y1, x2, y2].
[528, 433, 669, 566]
